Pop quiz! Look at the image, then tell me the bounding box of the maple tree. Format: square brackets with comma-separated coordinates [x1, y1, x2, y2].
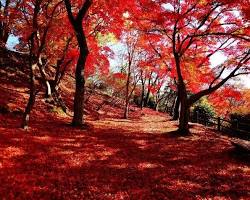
[1, 0, 249, 133]
[62, 0, 133, 125]
[10, 0, 129, 128]
[63, 0, 92, 127]
[0, 0, 22, 47]
[13, 0, 67, 129]
[129, 0, 250, 134]
[234, 89, 250, 115]
[1, 1, 250, 197]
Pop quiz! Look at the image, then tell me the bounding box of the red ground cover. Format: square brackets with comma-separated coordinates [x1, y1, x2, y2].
[0, 107, 249, 199]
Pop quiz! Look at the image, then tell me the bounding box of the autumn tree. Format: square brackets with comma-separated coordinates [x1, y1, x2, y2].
[0, 0, 21, 47]
[117, 32, 141, 119]
[63, 0, 128, 126]
[13, 0, 66, 129]
[20, 0, 45, 129]
[131, 0, 250, 134]
[63, 0, 92, 127]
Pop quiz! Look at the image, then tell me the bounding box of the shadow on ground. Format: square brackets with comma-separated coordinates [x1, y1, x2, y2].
[0, 112, 249, 199]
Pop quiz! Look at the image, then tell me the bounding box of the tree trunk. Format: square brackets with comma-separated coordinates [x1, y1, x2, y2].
[0, 28, 9, 47]
[22, 64, 37, 129]
[140, 82, 144, 109]
[173, 91, 180, 120]
[164, 92, 172, 113]
[173, 46, 190, 134]
[170, 94, 176, 116]
[64, 0, 92, 127]
[178, 84, 190, 134]
[0, 0, 10, 47]
[124, 101, 129, 119]
[155, 102, 159, 112]
[72, 26, 88, 127]
[145, 80, 151, 107]
[124, 65, 131, 119]
[38, 58, 52, 98]
[72, 57, 86, 126]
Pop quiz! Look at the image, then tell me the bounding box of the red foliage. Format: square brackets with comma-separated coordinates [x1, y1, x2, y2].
[0, 107, 249, 199]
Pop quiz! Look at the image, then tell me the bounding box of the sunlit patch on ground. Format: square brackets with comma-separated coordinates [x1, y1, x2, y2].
[1, 146, 26, 159]
[0, 108, 249, 199]
[137, 162, 162, 169]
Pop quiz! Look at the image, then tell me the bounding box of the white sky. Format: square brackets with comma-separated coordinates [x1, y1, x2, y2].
[210, 52, 250, 89]
[7, 36, 250, 89]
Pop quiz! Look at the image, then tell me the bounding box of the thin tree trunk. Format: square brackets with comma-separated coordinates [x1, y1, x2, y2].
[124, 101, 129, 119]
[0, 0, 10, 47]
[139, 70, 145, 110]
[22, 63, 37, 129]
[140, 81, 144, 109]
[21, 0, 41, 129]
[173, 91, 180, 120]
[124, 65, 131, 119]
[145, 77, 151, 106]
[170, 93, 176, 116]
[164, 92, 172, 113]
[155, 102, 159, 111]
[0, 28, 9, 47]
[38, 58, 52, 98]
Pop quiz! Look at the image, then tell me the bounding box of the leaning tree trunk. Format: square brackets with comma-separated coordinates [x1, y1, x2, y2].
[22, 63, 37, 129]
[38, 58, 52, 98]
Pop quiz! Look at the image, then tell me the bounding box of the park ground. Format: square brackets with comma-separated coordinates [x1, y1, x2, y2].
[0, 49, 249, 199]
[0, 92, 250, 199]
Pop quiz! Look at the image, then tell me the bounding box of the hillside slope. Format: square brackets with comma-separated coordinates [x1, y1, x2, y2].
[0, 47, 139, 124]
[0, 48, 250, 199]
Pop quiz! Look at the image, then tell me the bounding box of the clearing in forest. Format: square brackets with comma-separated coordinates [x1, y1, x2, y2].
[0, 108, 249, 199]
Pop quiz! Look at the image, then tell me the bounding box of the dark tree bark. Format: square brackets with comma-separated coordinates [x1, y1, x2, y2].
[37, 59, 52, 98]
[156, 1, 250, 135]
[173, 90, 180, 120]
[163, 92, 171, 113]
[53, 36, 72, 94]
[178, 84, 189, 134]
[144, 72, 152, 106]
[22, 0, 42, 129]
[124, 59, 131, 119]
[176, 51, 250, 135]
[140, 70, 145, 109]
[72, 25, 89, 126]
[22, 0, 65, 129]
[22, 63, 37, 129]
[0, 0, 10, 47]
[64, 0, 92, 127]
[170, 92, 176, 116]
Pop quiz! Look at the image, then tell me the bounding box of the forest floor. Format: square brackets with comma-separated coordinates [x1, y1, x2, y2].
[0, 104, 250, 199]
[0, 48, 250, 199]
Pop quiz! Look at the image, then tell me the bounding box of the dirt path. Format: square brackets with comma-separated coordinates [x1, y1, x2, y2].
[0, 109, 249, 199]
